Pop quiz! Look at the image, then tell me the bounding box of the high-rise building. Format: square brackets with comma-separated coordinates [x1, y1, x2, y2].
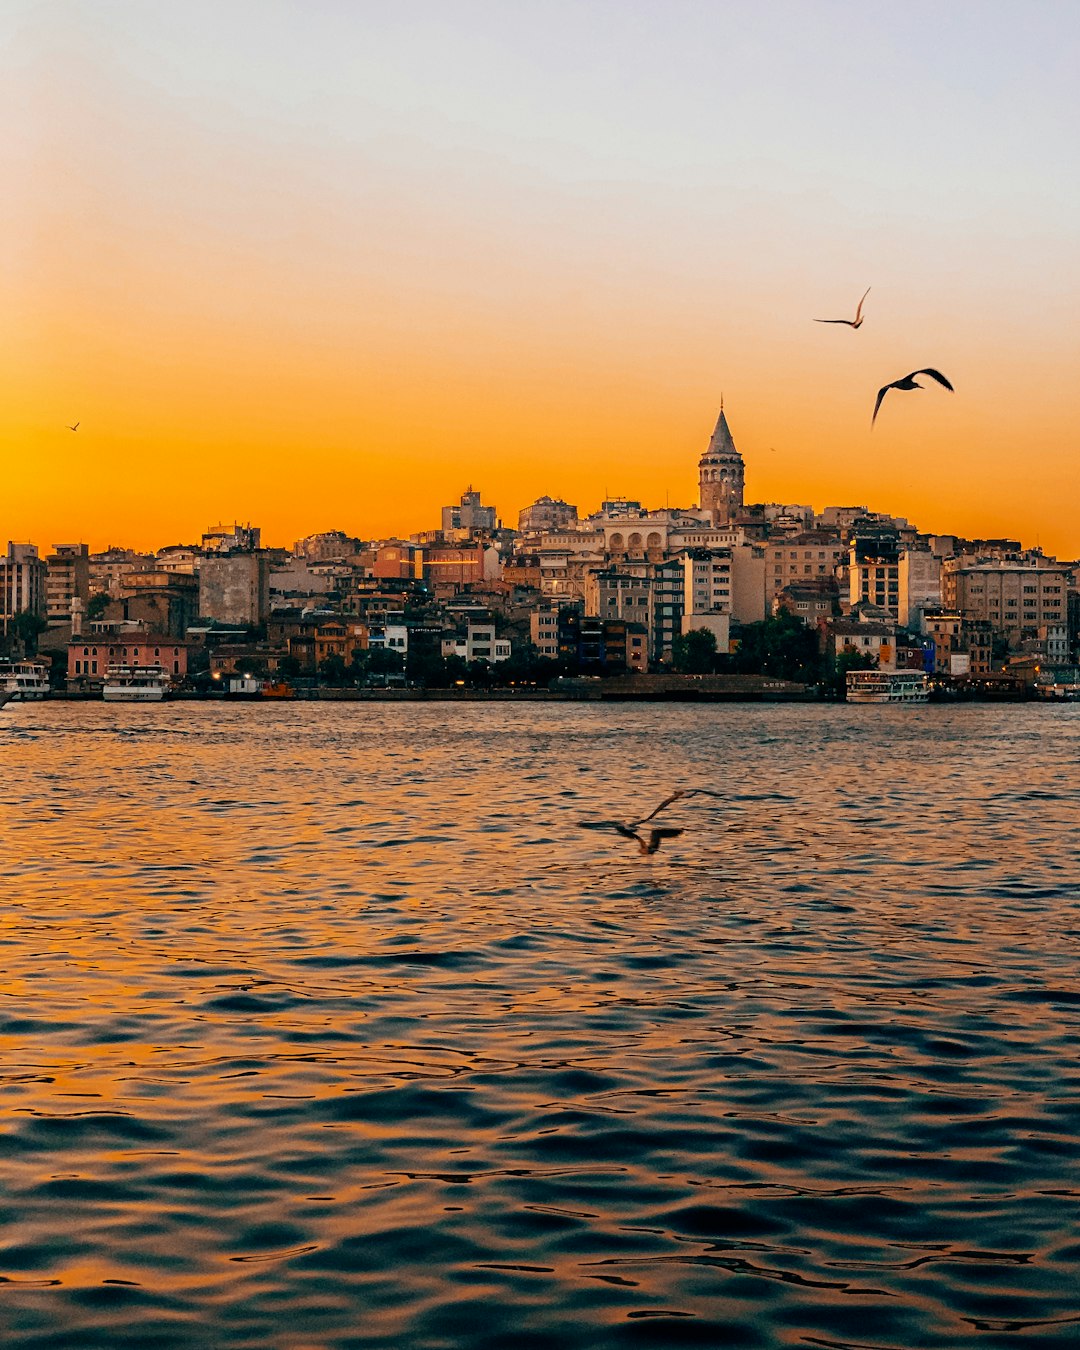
[441, 488, 497, 534]
[1, 542, 46, 634]
[45, 543, 90, 625]
[698, 406, 745, 526]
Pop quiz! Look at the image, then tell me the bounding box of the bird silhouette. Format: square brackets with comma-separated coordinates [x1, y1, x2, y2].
[814, 287, 870, 328]
[577, 787, 722, 855]
[872, 368, 954, 426]
[67, 422, 80, 431]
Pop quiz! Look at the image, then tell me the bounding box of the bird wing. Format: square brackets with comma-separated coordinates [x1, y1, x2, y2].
[813, 318, 854, 325]
[643, 827, 684, 854]
[635, 791, 685, 824]
[914, 368, 954, 391]
[579, 821, 641, 841]
[854, 287, 870, 321]
[683, 788, 723, 800]
[871, 383, 893, 426]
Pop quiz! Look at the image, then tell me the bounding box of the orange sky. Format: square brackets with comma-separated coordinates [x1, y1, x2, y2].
[4, 2, 1078, 557]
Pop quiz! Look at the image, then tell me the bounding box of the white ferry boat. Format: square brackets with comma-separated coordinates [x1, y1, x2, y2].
[102, 663, 172, 702]
[846, 670, 930, 704]
[0, 659, 51, 700]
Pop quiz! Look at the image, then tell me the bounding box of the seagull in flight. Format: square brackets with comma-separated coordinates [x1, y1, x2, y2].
[814, 287, 870, 329]
[578, 788, 722, 855]
[872, 368, 954, 427]
[66, 422, 80, 432]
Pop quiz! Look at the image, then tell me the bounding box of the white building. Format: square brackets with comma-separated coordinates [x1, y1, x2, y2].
[441, 623, 511, 663]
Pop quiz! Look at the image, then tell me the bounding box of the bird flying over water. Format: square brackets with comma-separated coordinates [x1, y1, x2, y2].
[814, 287, 870, 328]
[67, 422, 79, 431]
[577, 787, 722, 855]
[871, 368, 954, 427]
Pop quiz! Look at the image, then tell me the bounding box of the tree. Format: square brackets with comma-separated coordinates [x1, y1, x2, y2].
[830, 648, 877, 700]
[318, 653, 347, 684]
[12, 610, 48, 656]
[86, 592, 110, 620]
[278, 654, 302, 680]
[672, 627, 718, 674]
[236, 654, 267, 676]
[729, 612, 823, 683]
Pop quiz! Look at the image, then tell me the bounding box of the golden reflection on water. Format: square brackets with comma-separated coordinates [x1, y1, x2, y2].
[2, 701, 1080, 1348]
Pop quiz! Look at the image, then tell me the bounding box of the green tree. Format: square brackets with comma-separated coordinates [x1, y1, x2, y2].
[318, 653, 347, 684]
[729, 612, 823, 683]
[672, 627, 718, 674]
[12, 610, 48, 656]
[277, 654, 302, 680]
[86, 592, 110, 620]
[830, 648, 877, 699]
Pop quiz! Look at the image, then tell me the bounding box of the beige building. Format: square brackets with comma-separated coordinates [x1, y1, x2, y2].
[849, 536, 901, 617]
[942, 558, 1069, 646]
[898, 548, 942, 627]
[45, 543, 89, 625]
[89, 548, 156, 599]
[1, 542, 46, 631]
[768, 533, 845, 595]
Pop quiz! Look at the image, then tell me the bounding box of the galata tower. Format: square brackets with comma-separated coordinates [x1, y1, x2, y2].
[698, 404, 744, 525]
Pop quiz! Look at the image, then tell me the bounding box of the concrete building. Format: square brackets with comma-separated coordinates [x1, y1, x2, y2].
[199, 552, 271, 627]
[586, 570, 653, 628]
[441, 488, 497, 534]
[898, 547, 942, 628]
[698, 407, 745, 526]
[155, 545, 201, 575]
[45, 543, 89, 625]
[774, 578, 839, 627]
[292, 530, 362, 562]
[108, 570, 200, 638]
[1, 543, 47, 632]
[941, 557, 1070, 646]
[88, 548, 155, 599]
[518, 497, 578, 533]
[767, 533, 845, 596]
[680, 549, 734, 652]
[921, 611, 994, 676]
[825, 618, 899, 671]
[849, 535, 901, 617]
[441, 623, 511, 663]
[202, 522, 261, 553]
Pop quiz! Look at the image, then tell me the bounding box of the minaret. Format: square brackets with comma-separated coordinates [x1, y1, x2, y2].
[698, 402, 744, 526]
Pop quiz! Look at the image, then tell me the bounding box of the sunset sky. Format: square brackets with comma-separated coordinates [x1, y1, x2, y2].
[5, 1, 1078, 555]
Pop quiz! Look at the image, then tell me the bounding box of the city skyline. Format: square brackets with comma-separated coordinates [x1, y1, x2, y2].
[6, 2, 1079, 555]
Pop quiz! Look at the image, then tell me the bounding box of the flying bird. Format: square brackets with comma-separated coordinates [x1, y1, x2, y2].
[67, 422, 80, 431]
[577, 787, 722, 855]
[871, 368, 954, 427]
[814, 287, 870, 328]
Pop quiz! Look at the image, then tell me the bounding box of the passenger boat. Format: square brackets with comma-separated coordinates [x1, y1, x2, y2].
[846, 670, 930, 703]
[102, 663, 171, 701]
[0, 659, 50, 700]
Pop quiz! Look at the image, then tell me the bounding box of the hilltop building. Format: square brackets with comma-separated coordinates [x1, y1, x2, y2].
[442, 488, 497, 534]
[698, 406, 745, 526]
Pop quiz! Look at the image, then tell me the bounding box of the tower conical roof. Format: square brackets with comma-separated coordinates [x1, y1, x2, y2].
[701, 407, 741, 462]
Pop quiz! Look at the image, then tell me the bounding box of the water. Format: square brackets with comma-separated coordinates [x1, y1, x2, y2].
[2, 701, 1079, 1348]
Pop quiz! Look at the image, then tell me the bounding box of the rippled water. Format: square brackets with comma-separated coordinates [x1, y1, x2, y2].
[2, 701, 1080, 1348]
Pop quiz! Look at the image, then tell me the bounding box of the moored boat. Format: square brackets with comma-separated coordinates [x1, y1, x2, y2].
[846, 670, 930, 703]
[102, 663, 171, 701]
[0, 659, 50, 700]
